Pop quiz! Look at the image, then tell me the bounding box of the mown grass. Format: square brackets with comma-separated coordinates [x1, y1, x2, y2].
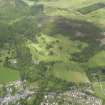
[52, 62, 89, 83]
[93, 82, 105, 100]
[88, 51, 105, 68]
[0, 66, 20, 83]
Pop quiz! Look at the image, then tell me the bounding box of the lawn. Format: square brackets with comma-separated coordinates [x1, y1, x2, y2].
[52, 63, 89, 83]
[0, 66, 20, 83]
[88, 51, 105, 69]
[93, 82, 105, 100]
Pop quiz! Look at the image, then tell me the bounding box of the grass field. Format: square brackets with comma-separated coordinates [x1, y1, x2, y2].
[27, 34, 90, 83]
[28, 34, 88, 63]
[88, 51, 105, 68]
[52, 63, 89, 83]
[93, 82, 105, 100]
[0, 66, 20, 83]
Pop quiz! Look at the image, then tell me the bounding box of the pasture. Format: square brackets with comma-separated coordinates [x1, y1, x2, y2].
[0, 66, 20, 83]
[52, 63, 89, 83]
[93, 82, 105, 100]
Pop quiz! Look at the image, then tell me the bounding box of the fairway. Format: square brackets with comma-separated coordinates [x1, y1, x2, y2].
[0, 66, 20, 83]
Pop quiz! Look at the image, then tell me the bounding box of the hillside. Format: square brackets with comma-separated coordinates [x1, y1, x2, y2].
[0, 0, 105, 105]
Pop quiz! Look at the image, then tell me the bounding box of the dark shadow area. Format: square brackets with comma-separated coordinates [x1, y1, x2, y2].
[87, 68, 105, 82]
[77, 2, 105, 14]
[43, 17, 105, 62]
[1, 15, 105, 63]
[47, 17, 103, 42]
[71, 43, 105, 62]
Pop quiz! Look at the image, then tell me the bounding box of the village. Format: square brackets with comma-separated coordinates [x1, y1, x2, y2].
[0, 81, 103, 105]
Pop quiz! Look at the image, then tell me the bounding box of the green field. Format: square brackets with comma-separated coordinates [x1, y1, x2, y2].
[0, 66, 20, 83]
[93, 82, 105, 100]
[27, 34, 89, 83]
[52, 63, 89, 83]
[88, 51, 105, 69]
[28, 34, 88, 63]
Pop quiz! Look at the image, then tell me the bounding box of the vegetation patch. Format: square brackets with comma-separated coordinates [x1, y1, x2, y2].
[93, 82, 105, 100]
[88, 51, 105, 69]
[52, 63, 89, 83]
[0, 66, 20, 83]
[78, 2, 105, 14]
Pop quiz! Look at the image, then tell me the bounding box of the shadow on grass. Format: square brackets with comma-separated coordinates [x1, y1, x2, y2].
[78, 2, 105, 15]
[43, 17, 105, 62]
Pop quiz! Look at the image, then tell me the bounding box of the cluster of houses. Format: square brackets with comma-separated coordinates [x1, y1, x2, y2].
[0, 80, 103, 105]
[41, 88, 102, 105]
[0, 80, 34, 105]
